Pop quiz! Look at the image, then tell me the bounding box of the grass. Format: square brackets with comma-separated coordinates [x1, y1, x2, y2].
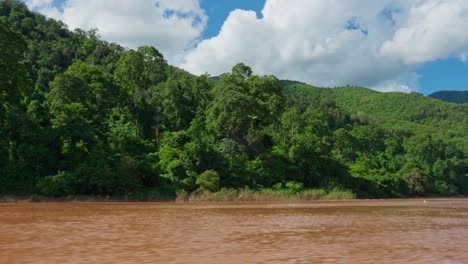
[179, 187, 356, 202]
[1, 187, 355, 203]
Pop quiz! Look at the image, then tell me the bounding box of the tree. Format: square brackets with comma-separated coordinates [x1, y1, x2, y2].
[114, 46, 168, 140]
[0, 18, 29, 104]
[0, 18, 32, 193]
[231, 63, 252, 79]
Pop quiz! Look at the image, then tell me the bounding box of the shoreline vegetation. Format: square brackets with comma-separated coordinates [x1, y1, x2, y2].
[179, 188, 356, 202]
[1, 1, 467, 200]
[2, 192, 466, 203]
[0, 188, 356, 203]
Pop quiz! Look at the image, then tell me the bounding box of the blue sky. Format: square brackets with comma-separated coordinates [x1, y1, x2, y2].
[199, 0, 265, 39]
[25, 0, 468, 94]
[418, 59, 468, 94]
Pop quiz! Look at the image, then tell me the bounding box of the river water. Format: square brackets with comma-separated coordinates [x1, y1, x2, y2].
[1, 199, 467, 263]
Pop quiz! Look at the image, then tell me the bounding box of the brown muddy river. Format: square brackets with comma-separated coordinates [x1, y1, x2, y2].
[1, 199, 468, 263]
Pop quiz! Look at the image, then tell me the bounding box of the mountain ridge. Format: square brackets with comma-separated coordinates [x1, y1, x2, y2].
[428, 90, 468, 104]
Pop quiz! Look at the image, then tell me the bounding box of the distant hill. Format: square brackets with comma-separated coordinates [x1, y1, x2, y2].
[281, 81, 468, 147]
[429, 90, 468, 104]
[210, 76, 220, 82]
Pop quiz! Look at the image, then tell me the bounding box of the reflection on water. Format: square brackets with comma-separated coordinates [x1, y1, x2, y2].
[1, 199, 468, 263]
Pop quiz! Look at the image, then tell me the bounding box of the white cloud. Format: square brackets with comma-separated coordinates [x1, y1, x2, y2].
[182, 0, 468, 92]
[373, 71, 420, 93]
[26, 0, 53, 9]
[381, 0, 468, 64]
[25, 0, 207, 63]
[24, 0, 468, 92]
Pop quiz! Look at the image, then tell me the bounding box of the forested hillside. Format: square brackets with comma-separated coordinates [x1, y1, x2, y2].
[1, 0, 467, 199]
[429, 90, 468, 104]
[282, 81, 467, 146]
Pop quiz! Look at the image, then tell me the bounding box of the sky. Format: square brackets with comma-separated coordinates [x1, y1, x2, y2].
[24, 0, 468, 94]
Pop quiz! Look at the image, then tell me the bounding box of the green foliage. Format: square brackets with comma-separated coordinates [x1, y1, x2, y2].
[37, 171, 77, 197]
[184, 187, 355, 201]
[283, 84, 467, 138]
[284, 181, 304, 193]
[0, 18, 29, 103]
[196, 170, 220, 192]
[0, 1, 466, 199]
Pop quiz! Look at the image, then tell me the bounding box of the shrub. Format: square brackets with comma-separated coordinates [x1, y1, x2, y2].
[285, 181, 304, 193]
[196, 170, 220, 192]
[36, 171, 77, 196]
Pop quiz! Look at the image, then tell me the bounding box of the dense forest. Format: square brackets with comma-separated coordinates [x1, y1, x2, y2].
[429, 90, 468, 104]
[1, 0, 467, 199]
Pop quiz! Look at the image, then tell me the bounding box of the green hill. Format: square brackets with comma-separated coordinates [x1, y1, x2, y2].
[429, 90, 468, 104]
[282, 82, 468, 148]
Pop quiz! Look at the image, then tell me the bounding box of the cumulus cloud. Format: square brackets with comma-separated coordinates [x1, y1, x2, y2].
[25, 0, 207, 63]
[26, 0, 53, 8]
[381, 0, 468, 64]
[25, 0, 468, 92]
[182, 0, 468, 92]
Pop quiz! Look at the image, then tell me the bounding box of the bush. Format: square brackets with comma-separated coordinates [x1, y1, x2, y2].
[36, 171, 77, 196]
[404, 170, 429, 196]
[433, 180, 457, 196]
[196, 170, 220, 192]
[285, 181, 304, 193]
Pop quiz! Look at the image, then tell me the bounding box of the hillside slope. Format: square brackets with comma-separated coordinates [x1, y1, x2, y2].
[282, 81, 468, 148]
[429, 90, 468, 104]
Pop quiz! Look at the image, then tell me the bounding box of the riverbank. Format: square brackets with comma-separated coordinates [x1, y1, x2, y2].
[0, 188, 356, 203]
[177, 188, 356, 202]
